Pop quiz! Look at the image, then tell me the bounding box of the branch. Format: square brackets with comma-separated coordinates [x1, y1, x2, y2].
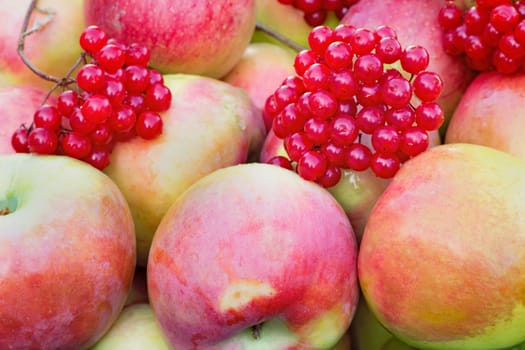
[255, 22, 307, 52]
[17, 0, 67, 84]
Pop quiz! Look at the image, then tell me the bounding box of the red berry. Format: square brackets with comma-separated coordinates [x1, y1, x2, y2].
[267, 155, 294, 170]
[400, 46, 430, 74]
[350, 28, 377, 55]
[57, 90, 79, 118]
[371, 153, 400, 178]
[372, 126, 401, 155]
[70, 108, 97, 134]
[77, 64, 106, 93]
[375, 37, 403, 64]
[144, 83, 172, 112]
[11, 126, 30, 153]
[284, 132, 313, 161]
[96, 44, 126, 73]
[27, 127, 58, 154]
[79, 25, 108, 54]
[84, 149, 111, 170]
[123, 94, 147, 115]
[33, 105, 61, 131]
[356, 106, 384, 134]
[294, 50, 317, 76]
[308, 90, 338, 119]
[331, 114, 359, 146]
[438, 3, 464, 30]
[354, 54, 384, 84]
[102, 79, 127, 107]
[490, 4, 519, 34]
[304, 117, 331, 144]
[125, 43, 151, 67]
[412, 71, 444, 102]
[82, 95, 112, 124]
[385, 106, 415, 130]
[381, 77, 412, 109]
[136, 111, 163, 140]
[346, 143, 372, 171]
[317, 164, 342, 188]
[328, 70, 358, 100]
[61, 132, 92, 159]
[90, 123, 113, 146]
[303, 63, 330, 91]
[148, 69, 164, 86]
[324, 41, 353, 71]
[124, 65, 150, 94]
[400, 126, 429, 157]
[415, 102, 445, 131]
[304, 11, 328, 27]
[297, 150, 328, 181]
[109, 105, 137, 133]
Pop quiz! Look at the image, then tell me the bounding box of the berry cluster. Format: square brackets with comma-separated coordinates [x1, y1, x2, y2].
[277, 0, 360, 26]
[11, 25, 171, 170]
[439, 0, 525, 73]
[264, 24, 444, 187]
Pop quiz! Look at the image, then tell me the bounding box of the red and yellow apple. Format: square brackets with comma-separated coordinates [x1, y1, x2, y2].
[223, 42, 296, 112]
[104, 74, 266, 266]
[445, 71, 525, 161]
[84, 0, 256, 79]
[359, 143, 525, 350]
[0, 153, 136, 349]
[148, 163, 359, 349]
[0, 0, 84, 89]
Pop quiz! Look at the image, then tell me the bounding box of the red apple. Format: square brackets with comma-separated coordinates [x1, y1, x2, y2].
[0, 85, 49, 155]
[84, 0, 256, 79]
[359, 143, 525, 350]
[148, 163, 359, 349]
[445, 71, 525, 161]
[341, 0, 475, 130]
[223, 42, 296, 111]
[91, 303, 170, 350]
[104, 74, 266, 266]
[0, 0, 84, 89]
[0, 153, 136, 349]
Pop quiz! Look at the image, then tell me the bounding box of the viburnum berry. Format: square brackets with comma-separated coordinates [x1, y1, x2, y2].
[438, 1, 525, 74]
[279, 0, 359, 26]
[11, 25, 171, 171]
[264, 23, 445, 187]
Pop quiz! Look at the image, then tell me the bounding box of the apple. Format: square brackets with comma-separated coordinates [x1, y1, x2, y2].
[253, 0, 339, 49]
[104, 74, 266, 266]
[380, 338, 417, 350]
[445, 71, 525, 161]
[222, 42, 297, 112]
[340, 0, 475, 131]
[350, 297, 396, 350]
[148, 163, 359, 349]
[259, 129, 441, 241]
[84, 0, 256, 79]
[0, 153, 136, 349]
[358, 143, 525, 350]
[0, 85, 49, 155]
[0, 0, 84, 89]
[91, 303, 171, 350]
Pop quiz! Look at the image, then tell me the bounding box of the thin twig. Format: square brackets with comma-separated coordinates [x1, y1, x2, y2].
[17, 0, 63, 84]
[255, 22, 307, 52]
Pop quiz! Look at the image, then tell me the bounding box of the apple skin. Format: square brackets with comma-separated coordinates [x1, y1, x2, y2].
[445, 71, 525, 161]
[341, 0, 474, 131]
[91, 303, 171, 350]
[259, 129, 440, 241]
[0, 0, 84, 89]
[0, 85, 49, 155]
[253, 0, 339, 49]
[148, 163, 359, 350]
[84, 0, 256, 79]
[0, 153, 136, 349]
[358, 143, 525, 350]
[223, 42, 296, 112]
[104, 74, 266, 266]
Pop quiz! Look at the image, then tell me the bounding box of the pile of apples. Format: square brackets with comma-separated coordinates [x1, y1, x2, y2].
[2, 0, 525, 349]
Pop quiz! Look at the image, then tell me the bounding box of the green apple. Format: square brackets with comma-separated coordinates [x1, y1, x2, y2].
[91, 303, 170, 350]
[359, 143, 525, 350]
[0, 153, 135, 349]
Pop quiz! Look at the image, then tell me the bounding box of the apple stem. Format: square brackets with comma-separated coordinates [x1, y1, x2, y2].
[255, 22, 307, 52]
[0, 208, 10, 216]
[251, 323, 263, 340]
[17, 0, 76, 87]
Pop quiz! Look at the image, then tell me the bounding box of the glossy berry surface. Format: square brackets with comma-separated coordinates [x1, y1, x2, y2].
[264, 24, 444, 186]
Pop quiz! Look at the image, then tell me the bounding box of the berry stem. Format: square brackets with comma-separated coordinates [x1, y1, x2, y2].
[255, 22, 307, 52]
[251, 323, 263, 340]
[17, 0, 75, 85]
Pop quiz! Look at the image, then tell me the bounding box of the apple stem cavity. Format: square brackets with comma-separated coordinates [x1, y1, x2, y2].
[251, 323, 263, 340]
[255, 22, 306, 52]
[17, 0, 78, 89]
[0, 195, 18, 216]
